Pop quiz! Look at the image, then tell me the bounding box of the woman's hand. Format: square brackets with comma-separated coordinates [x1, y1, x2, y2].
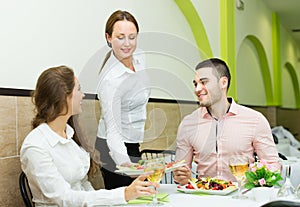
[173, 165, 191, 185]
[120, 161, 135, 167]
[124, 172, 159, 201]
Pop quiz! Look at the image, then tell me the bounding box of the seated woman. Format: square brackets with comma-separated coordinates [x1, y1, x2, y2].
[20, 66, 158, 207]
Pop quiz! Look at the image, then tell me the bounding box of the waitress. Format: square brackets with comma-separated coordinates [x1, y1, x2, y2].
[95, 10, 150, 189]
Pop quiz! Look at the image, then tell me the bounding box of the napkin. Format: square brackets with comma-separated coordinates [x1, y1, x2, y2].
[177, 190, 208, 196]
[128, 193, 169, 204]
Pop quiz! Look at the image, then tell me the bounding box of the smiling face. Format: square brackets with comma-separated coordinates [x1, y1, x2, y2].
[193, 67, 225, 107]
[68, 77, 85, 115]
[106, 20, 137, 62]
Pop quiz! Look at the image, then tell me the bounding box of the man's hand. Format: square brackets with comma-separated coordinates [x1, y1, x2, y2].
[173, 165, 191, 185]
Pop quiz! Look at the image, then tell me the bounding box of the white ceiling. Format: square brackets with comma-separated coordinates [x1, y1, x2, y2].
[262, 0, 300, 48]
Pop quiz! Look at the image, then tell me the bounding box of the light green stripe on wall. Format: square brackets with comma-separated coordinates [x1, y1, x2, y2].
[272, 13, 281, 106]
[220, 0, 237, 99]
[285, 62, 300, 108]
[246, 35, 274, 105]
[174, 0, 213, 59]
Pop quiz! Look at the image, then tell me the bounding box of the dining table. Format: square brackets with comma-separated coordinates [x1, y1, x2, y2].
[121, 184, 300, 207]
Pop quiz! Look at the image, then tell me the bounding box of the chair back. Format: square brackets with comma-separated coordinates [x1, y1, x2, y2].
[254, 151, 288, 161]
[19, 171, 34, 207]
[141, 149, 176, 184]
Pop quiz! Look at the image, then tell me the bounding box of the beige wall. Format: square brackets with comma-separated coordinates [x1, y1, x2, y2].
[0, 96, 34, 206]
[249, 106, 300, 139]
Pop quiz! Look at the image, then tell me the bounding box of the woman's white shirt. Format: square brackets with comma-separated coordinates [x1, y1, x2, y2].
[20, 123, 127, 207]
[97, 49, 150, 165]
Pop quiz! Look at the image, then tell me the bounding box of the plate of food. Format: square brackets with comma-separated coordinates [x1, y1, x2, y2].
[165, 160, 186, 172]
[115, 160, 186, 176]
[115, 163, 144, 176]
[177, 177, 237, 195]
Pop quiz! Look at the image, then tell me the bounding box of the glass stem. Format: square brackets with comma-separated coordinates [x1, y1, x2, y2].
[153, 186, 158, 204]
[286, 164, 291, 178]
[237, 179, 242, 196]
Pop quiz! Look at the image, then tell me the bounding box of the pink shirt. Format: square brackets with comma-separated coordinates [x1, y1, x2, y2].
[176, 98, 280, 181]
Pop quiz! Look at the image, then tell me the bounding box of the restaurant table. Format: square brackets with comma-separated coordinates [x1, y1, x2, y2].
[120, 184, 300, 207]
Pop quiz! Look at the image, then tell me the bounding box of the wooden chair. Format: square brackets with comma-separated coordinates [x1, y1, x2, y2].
[140, 149, 176, 184]
[19, 171, 34, 207]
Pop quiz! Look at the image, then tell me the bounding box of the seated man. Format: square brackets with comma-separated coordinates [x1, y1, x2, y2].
[173, 58, 280, 185]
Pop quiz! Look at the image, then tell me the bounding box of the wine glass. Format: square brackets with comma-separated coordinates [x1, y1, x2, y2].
[228, 155, 249, 199]
[277, 163, 295, 198]
[144, 157, 166, 206]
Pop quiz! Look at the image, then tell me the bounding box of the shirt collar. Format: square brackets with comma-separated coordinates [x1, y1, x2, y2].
[227, 97, 238, 115]
[40, 123, 74, 147]
[101, 52, 143, 78]
[200, 97, 238, 119]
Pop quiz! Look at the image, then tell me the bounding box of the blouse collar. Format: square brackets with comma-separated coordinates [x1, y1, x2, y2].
[40, 123, 75, 147]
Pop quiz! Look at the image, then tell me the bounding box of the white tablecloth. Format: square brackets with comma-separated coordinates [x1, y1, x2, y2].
[123, 184, 300, 207]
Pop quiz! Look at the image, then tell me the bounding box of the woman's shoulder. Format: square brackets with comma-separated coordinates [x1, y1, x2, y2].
[22, 124, 49, 147]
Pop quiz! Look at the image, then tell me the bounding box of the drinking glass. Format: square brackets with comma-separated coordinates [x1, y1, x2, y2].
[277, 164, 295, 198]
[228, 155, 249, 199]
[144, 157, 166, 206]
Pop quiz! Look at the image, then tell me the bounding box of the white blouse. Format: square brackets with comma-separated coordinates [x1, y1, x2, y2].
[20, 123, 127, 207]
[97, 49, 150, 165]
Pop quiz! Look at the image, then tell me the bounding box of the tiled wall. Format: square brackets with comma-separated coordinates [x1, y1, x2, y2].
[0, 96, 35, 207]
[0, 95, 198, 206]
[1, 94, 300, 206]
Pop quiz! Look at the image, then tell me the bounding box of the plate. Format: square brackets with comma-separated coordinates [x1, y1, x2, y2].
[177, 185, 237, 195]
[165, 163, 186, 173]
[115, 167, 143, 176]
[115, 160, 186, 176]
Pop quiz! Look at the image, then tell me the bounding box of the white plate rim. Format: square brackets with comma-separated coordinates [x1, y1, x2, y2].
[115, 169, 143, 176]
[115, 162, 186, 175]
[177, 185, 237, 195]
[165, 163, 186, 172]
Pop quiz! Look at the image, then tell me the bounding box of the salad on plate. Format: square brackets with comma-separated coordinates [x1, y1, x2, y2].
[177, 177, 237, 195]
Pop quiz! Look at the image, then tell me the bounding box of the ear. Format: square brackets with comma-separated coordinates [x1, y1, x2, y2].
[220, 76, 228, 90]
[105, 33, 111, 44]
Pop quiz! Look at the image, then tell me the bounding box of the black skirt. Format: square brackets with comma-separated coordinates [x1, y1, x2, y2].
[95, 137, 141, 189]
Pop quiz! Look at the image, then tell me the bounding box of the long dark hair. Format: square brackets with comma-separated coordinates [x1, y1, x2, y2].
[31, 66, 75, 129]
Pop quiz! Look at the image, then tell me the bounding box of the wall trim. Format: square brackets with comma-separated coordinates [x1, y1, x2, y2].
[0, 88, 198, 105]
[0, 88, 31, 96]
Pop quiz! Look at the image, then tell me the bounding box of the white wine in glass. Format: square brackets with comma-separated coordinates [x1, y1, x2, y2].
[144, 158, 166, 206]
[228, 155, 249, 199]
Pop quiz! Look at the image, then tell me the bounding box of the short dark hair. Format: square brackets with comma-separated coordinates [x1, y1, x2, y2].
[195, 58, 231, 90]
